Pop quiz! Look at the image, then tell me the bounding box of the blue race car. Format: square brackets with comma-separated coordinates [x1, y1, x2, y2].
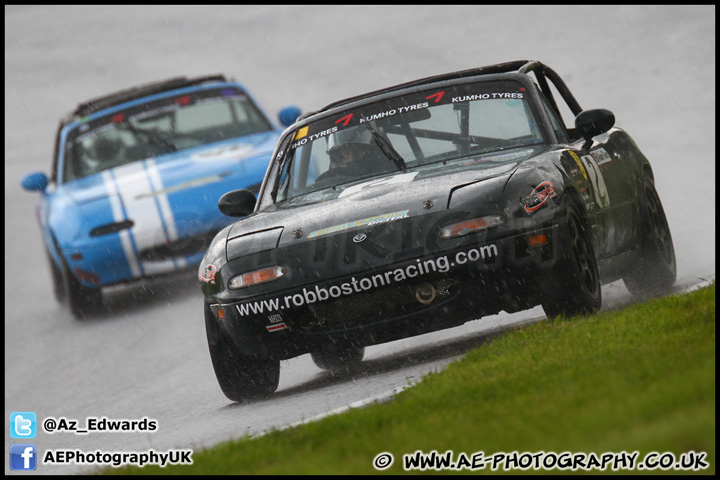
[21, 75, 301, 318]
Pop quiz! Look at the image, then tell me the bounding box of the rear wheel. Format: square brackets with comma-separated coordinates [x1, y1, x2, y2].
[62, 259, 102, 319]
[623, 173, 676, 297]
[542, 199, 601, 319]
[311, 345, 365, 371]
[204, 302, 280, 401]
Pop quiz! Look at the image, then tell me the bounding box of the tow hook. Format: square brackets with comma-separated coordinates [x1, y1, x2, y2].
[415, 283, 437, 304]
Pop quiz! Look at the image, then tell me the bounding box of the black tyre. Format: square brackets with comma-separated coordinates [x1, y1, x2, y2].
[47, 250, 66, 304]
[311, 344, 365, 371]
[623, 174, 676, 298]
[62, 259, 102, 319]
[542, 199, 601, 319]
[204, 302, 280, 401]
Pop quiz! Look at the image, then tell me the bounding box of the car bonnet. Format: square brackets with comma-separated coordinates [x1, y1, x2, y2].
[228, 159, 523, 252]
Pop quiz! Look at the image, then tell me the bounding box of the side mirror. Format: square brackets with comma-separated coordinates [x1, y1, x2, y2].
[575, 109, 615, 144]
[21, 172, 48, 192]
[218, 189, 257, 217]
[278, 106, 302, 127]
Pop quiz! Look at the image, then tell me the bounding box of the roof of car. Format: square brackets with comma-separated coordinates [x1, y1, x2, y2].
[51, 74, 248, 183]
[61, 74, 231, 125]
[298, 60, 582, 122]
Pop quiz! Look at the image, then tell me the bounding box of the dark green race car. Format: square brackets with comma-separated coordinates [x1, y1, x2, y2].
[199, 60, 676, 401]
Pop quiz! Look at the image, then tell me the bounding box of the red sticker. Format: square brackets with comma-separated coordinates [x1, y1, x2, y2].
[523, 181, 557, 213]
[199, 264, 217, 284]
[335, 113, 354, 126]
[426, 91, 445, 103]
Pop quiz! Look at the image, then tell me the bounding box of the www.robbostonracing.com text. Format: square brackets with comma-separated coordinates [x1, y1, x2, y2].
[235, 243, 499, 317]
[38, 416, 192, 469]
[372, 450, 709, 472]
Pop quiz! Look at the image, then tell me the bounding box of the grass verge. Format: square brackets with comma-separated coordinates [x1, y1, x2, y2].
[110, 284, 715, 475]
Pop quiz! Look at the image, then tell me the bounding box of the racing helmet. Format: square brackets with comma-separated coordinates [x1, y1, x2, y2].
[326, 127, 374, 166]
[89, 135, 122, 161]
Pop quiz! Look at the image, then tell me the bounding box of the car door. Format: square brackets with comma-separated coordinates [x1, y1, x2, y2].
[538, 92, 637, 258]
[569, 132, 638, 258]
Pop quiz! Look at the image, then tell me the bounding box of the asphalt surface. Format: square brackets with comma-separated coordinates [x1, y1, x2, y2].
[4, 5, 715, 475]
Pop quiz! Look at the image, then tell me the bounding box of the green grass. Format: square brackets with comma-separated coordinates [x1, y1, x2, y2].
[109, 284, 715, 475]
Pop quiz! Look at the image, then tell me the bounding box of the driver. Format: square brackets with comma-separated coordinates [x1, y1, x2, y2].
[88, 135, 124, 162]
[76, 135, 126, 177]
[314, 128, 378, 184]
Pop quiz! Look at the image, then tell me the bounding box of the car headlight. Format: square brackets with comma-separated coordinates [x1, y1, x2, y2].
[228, 266, 286, 289]
[438, 215, 505, 239]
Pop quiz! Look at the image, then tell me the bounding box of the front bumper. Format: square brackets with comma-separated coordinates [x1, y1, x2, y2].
[209, 222, 561, 359]
[62, 228, 224, 288]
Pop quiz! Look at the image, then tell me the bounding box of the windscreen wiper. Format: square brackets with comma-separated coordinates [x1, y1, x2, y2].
[119, 122, 178, 152]
[360, 115, 407, 172]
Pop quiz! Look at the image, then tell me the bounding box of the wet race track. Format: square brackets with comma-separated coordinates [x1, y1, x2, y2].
[4, 5, 715, 474]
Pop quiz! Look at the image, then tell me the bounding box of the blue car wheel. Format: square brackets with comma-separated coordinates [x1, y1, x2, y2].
[46, 249, 66, 304]
[61, 257, 103, 319]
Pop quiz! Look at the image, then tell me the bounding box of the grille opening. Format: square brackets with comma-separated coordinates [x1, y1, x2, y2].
[304, 278, 460, 330]
[90, 220, 134, 237]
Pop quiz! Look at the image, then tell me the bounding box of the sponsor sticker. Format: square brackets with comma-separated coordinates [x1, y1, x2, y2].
[294, 126, 309, 140]
[266, 322, 288, 332]
[192, 143, 255, 161]
[308, 210, 409, 238]
[568, 151, 588, 180]
[523, 181, 557, 213]
[135, 173, 228, 200]
[199, 264, 217, 284]
[234, 243, 500, 318]
[591, 147, 612, 165]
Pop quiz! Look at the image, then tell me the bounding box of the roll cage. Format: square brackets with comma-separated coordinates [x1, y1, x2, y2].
[299, 60, 583, 123]
[257, 61, 588, 213]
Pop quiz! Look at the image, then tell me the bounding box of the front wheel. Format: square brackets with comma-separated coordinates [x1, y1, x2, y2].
[62, 259, 102, 319]
[47, 250, 66, 304]
[204, 302, 280, 401]
[623, 173, 676, 298]
[542, 200, 601, 319]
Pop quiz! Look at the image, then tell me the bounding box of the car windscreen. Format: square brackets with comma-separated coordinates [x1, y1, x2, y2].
[61, 87, 274, 182]
[269, 79, 543, 204]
